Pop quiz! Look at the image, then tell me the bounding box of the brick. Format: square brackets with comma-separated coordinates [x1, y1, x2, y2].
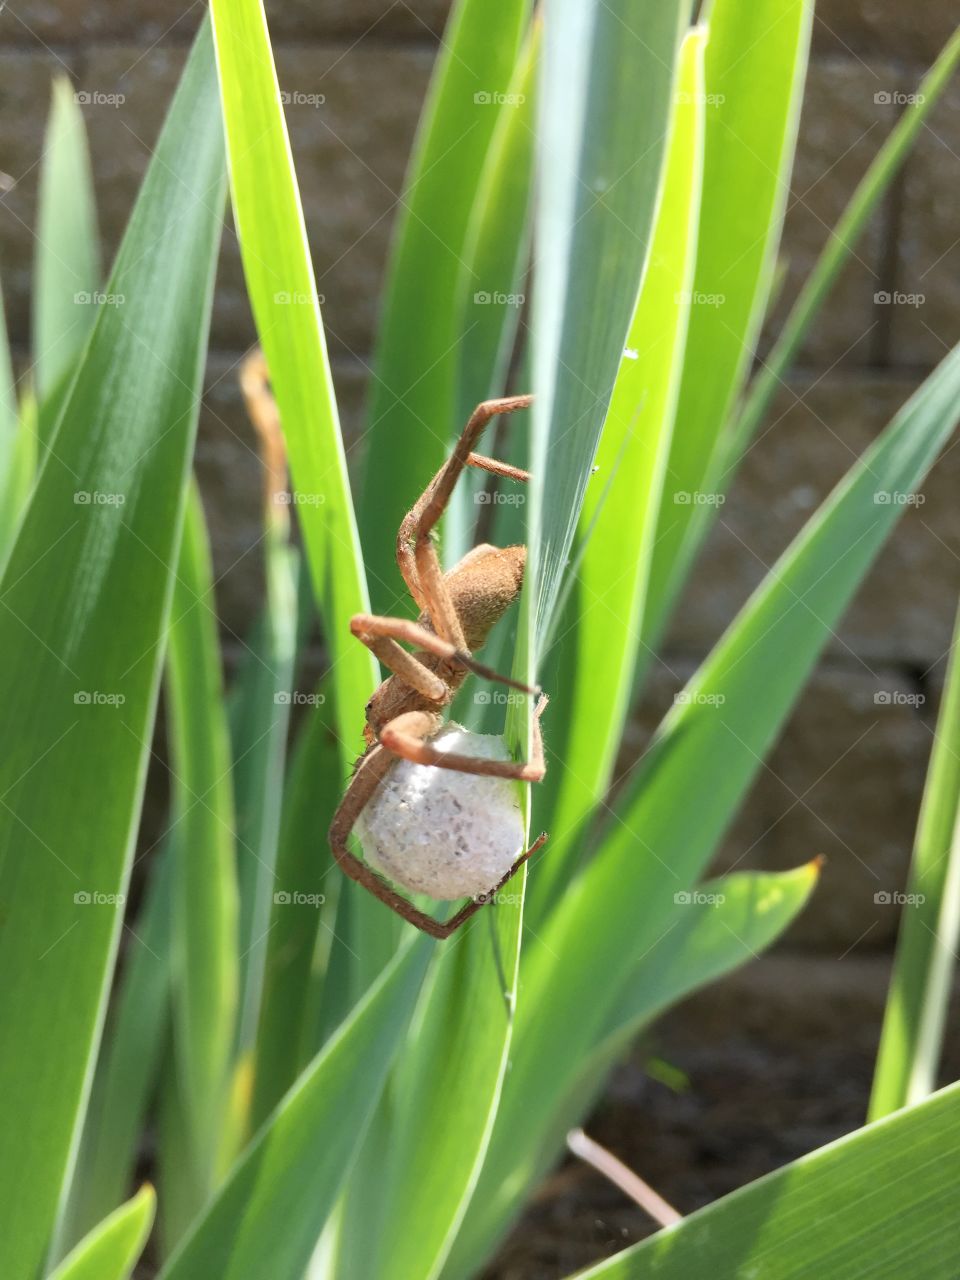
[761, 59, 903, 367]
[889, 71, 960, 366]
[813, 0, 958, 64]
[667, 374, 960, 667]
[79, 43, 432, 355]
[7, 0, 450, 45]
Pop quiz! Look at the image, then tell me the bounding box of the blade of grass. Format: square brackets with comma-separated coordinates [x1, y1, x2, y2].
[158, 935, 432, 1280]
[571, 1079, 960, 1280]
[250, 690, 343, 1129]
[209, 0, 392, 990]
[165, 481, 239, 1190]
[530, 26, 706, 918]
[360, 0, 531, 607]
[641, 0, 813, 660]
[0, 277, 35, 561]
[0, 24, 225, 1276]
[445, 23, 540, 563]
[57, 853, 173, 1254]
[445, 862, 819, 1277]
[48, 1186, 155, 1280]
[511, 342, 960, 1224]
[33, 76, 101, 408]
[870, 595, 960, 1118]
[528, 0, 689, 657]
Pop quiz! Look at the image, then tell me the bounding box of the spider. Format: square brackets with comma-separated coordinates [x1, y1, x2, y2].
[328, 395, 549, 938]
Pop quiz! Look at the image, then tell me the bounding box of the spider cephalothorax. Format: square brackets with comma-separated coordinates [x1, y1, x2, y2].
[327, 395, 549, 938]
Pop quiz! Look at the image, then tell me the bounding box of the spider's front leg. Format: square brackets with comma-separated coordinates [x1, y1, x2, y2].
[378, 694, 548, 783]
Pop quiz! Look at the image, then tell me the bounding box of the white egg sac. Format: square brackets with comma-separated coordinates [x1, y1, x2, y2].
[355, 724, 526, 901]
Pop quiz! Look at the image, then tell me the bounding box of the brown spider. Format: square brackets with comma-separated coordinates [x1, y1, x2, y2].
[328, 395, 549, 938]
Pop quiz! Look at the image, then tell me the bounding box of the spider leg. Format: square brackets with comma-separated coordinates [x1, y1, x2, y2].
[427, 833, 549, 937]
[379, 695, 548, 783]
[350, 616, 448, 703]
[329, 745, 457, 939]
[396, 395, 533, 630]
[351, 613, 539, 696]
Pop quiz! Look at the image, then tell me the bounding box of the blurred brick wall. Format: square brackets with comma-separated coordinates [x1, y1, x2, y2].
[2, 2, 959, 1268]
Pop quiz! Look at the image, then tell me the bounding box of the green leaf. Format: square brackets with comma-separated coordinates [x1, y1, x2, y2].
[529, 0, 689, 653]
[870, 594, 960, 1118]
[158, 936, 433, 1280]
[570, 1080, 960, 1280]
[0, 279, 34, 561]
[531, 26, 706, 917]
[0, 24, 225, 1277]
[446, 863, 819, 1277]
[57, 854, 172, 1254]
[366, 899, 526, 1280]
[513, 341, 960, 1216]
[231, 527, 299, 1062]
[48, 1185, 155, 1280]
[33, 76, 101, 404]
[166, 482, 239, 1185]
[360, 0, 531, 607]
[445, 24, 540, 563]
[209, 0, 391, 989]
[249, 692, 342, 1129]
[642, 0, 813, 655]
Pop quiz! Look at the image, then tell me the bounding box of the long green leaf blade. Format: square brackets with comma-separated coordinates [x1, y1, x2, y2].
[361, 0, 530, 606]
[158, 936, 432, 1280]
[0, 24, 225, 1276]
[571, 1080, 960, 1280]
[532, 26, 705, 916]
[166, 482, 239, 1186]
[642, 0, 813, 654]
[446, 863, 818, 1277]
[33, 76, 101, 403]
[529, 0, 688, 652]
[870, 595, 960, 1118]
